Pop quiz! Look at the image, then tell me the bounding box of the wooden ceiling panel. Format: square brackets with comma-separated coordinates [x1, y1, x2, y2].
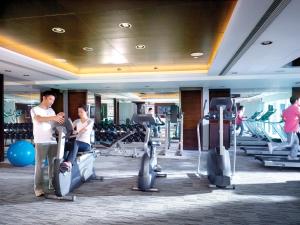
[0, 0, 237, 74]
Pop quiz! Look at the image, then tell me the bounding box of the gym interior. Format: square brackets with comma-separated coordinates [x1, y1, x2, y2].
[0, 1, 300, 225]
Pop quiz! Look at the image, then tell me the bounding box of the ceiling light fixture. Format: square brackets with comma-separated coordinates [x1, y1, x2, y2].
[261, 41, 273, 45]
[51, 27, 65, 33]
[82, 47, 94, 52]
[119, 22, 132, 29]
[190, 52, 204, 57]
[136, 44, 146, 50]
[193, 56, 199, 59]
[154, 67, 158, 70]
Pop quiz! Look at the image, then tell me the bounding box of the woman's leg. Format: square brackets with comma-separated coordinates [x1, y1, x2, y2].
[76, 141, 91, 152]
[66, 140, 79, 164]
[239, 123, 244, 136]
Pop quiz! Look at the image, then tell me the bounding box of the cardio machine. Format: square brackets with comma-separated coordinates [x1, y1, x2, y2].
[198, 97, 237, 189]
[46, 118, 101, 201]
[255, 132, 300, 168]
[131, 114, 167, 192]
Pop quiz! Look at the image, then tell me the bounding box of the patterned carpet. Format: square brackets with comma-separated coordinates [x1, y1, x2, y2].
[0, 148, 300, 225]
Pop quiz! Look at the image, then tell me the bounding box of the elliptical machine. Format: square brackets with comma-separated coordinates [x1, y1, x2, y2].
[197, 97, 237, 189]
[131, 114, 167, 192]
[46, 118, 101, 201]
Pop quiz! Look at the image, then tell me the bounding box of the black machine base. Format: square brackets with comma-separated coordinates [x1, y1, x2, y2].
[207, 148, 233, 188]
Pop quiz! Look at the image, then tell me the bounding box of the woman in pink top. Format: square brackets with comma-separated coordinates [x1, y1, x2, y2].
[236, 106, 246, 136]
[282, 96, 300, 160]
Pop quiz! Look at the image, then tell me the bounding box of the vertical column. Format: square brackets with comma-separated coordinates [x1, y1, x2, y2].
[0, 74, 4, 162]
[292, 87, 300, 98]
[68, 91, 87, 121]
[209, 89, 231, 149]
[113, 98, 119, 125]
[94, 94, 101, 124]
[180, 88, 203, 150]
[63, 90, 69, 119]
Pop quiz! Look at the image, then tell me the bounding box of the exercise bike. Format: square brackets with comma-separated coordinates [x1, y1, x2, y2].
[46, 118, 102, 201]
[131, 114, 167, 192]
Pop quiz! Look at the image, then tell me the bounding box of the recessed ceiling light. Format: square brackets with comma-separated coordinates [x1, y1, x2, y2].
[54, 58, 67, 63]
[23, 74, 30, 77]
[51, 27, 65, 33]
[261, 41, 273, 45]
[119, 22, 132, 29]
[4, 69, 11, 72]
[154, 67, 158, 70]
[190, 52, 204, 57]
[82, 47, 94, 52]
[136, 44, 146, 50]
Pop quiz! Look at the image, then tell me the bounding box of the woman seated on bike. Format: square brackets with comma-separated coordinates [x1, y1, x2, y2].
[60, 105, 94, 172]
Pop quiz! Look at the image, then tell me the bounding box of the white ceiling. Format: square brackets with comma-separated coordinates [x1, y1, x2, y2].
[228, 0, 300, 74]
[2, 0, 300, 93]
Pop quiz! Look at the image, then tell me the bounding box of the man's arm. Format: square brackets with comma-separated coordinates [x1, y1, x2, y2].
[34, 115, 64, 124]
[31, 108, 65, 124]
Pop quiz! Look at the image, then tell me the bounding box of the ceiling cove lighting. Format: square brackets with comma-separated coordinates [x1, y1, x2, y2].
[190, 52, 204, 57]
[82, 47, 94, 52]
[261, 41, 273, 45]
[54, 58, 67, 63]
[136, 44, 146, 50]
[119, 22, 132, 29]
[51, 27, 65, 33]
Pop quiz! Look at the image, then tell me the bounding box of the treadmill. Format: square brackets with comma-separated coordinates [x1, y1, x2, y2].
[242, 121, 291, 156]
[236, 111, 262, 142]
[255, 155, 300, 168]
[239, 109, 279, 148]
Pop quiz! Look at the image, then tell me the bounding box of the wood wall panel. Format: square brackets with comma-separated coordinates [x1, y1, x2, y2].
[209, 89, 231, 149]
[68, 91, 87, 121]
[180, 89, 202, 150]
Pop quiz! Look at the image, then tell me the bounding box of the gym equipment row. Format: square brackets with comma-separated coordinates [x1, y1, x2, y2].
[237, 109, 300, 168]
[94, 123, 146, 145]
[4, 123, 33, 145]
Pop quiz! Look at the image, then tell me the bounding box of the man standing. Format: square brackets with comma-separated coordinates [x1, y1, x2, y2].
[30, 91, 64, 197]
[282, 96, 300, 160]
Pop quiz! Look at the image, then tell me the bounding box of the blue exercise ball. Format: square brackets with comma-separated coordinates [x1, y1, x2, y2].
[7, 141, 35, 167]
